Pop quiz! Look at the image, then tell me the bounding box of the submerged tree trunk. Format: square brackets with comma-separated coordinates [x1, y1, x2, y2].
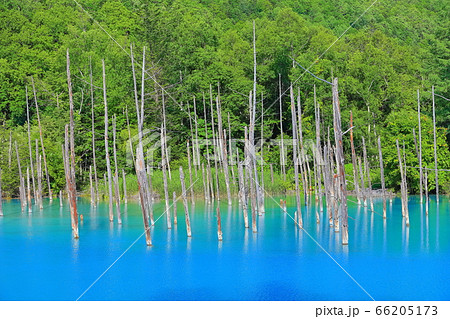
[102, 59, 114, 223]
[89, 57, 99, 204]
[332, 78, 348, 245]
[112, 114, 122, 224]
[135, 146, 152, 246]
[161, 126, 171, 229]
[25, 86, 36, 203]
[377, 137, 387, 219]
[179, 167, 192, 237]
[31, 76, 52, 202]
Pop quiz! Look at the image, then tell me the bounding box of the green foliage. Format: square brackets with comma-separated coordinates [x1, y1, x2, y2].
[0, 0, 449, 198]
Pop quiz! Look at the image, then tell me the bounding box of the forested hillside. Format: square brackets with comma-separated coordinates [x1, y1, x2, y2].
[0, 0, 448, 197]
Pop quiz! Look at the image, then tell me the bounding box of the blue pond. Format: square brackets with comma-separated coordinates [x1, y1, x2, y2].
[0, 195, 449, 301]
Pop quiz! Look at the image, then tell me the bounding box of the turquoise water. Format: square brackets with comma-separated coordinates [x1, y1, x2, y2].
[0, 195, 448, 301]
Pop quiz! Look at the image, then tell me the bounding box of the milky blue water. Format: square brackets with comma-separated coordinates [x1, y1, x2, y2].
[0, 195, 449, 301]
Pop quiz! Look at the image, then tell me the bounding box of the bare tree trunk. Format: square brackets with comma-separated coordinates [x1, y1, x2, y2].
[36, 140, 43, 209]
[147, 169, 154, 224]
[122, 169, 127, 204]
[227, 112, 236, 185]
[31, 76, 52, 201]
[332, 78, 348, 245]
[8, 130, 12, 169]
[238, 162, 249, 228]
[297, 88, 307, 205]
[102, 60, 114, 222]
[432, 86, 439, 202]
[179, 167, 192, 237]
[245, 126, 258, 233]
[314, 84, 323, 214]
[216, 97, 232, 206]
[173, 191, 178, 225]
[187, 141, 195, 203]
[89, 57, 99, 204]
[290, 85, 302, 227]
[377, 137, 387, 219]
[270, 164, 274, 184]
[362, 137, 374, 212]
[201, 163, 207, 201]
[358, 156, 366, 205]
[26, 167, 32, 213]
[193, 97, 200, 176]
[161, 126, 171, 229]
[396, 139, 407, 219]
[278, 74, 286, 181]
[417, 89, 423, 204]
[202, 93, 212, 202]
[349, 111, 360, 204]
[25, 86, 36, 203]
[135, 146, 152, 246]
[64, 125, 78, 238]
[15, 143, 25, 212]
[89, 165, 94, 206]
[112, 114, 122, 224]
[162, 91, 171, 180]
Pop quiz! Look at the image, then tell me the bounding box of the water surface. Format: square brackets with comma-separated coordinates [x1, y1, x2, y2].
[0, 195, 448, 300]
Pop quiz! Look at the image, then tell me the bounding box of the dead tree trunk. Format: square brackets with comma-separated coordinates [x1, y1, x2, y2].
[187, 141, 195, 203]
[228, 112, 236, 185]
[8, 130, 12, 169]
[173, 191, 178, 225]
[417, 89, 423, 204]
[332, 78, 348, 245]
[135, 146, 152, 246]
[31, 76, 52, 202]
[89, 165, 94, 206]
[102, 59, 114, 222]
[245, 126, 258, 233]
[179, 167, 192, 237]
[193, 97, 200, 177]
[238, 162, 249, 228]
[112, 114, 122, 224]
[89, 57, 99, 204]
[349, 111, 360, 204]
[377, 137, 387, 219]
[290, 85, 302, 227]
[146, 164, 154, 225]
[396, 139, 409, 226]
[15, 143, 26, 212]
[66, 52, 78, 237]
[161, 126, 171, 229]
[278, 74, 286, 181]
[362, 137, 374, 212]
[122, 169, 127, 204]
[25, 86, 36, 203]
[216, 98, 232, 206]
[201, 163, 207, 201]
[36, 140, 43, 209]
[432, 86, 439, 202]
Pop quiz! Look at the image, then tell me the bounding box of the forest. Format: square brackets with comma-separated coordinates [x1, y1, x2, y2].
[0, 0, 449, 198]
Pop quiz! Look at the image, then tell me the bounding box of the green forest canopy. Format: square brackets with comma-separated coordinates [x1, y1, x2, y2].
[0, 0, 449, 196]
